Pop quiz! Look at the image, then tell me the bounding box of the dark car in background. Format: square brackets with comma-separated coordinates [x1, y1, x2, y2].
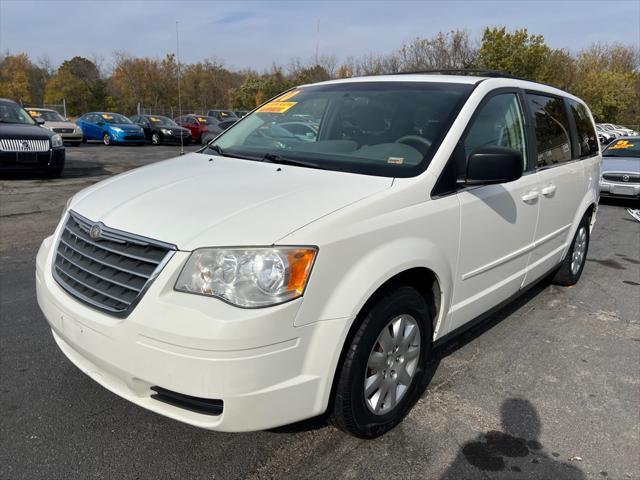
[234, 110, 249, 118]
[0, 98, 65, 177]
[130, 114, 192, 145]
[599, 137, 640, 199]
[174, 114, 236, 143]
[76, 112, 145, 145]
[206, 109, 237, 121]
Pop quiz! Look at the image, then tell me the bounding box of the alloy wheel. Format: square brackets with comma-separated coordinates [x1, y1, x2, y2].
[364, 314, 421, 415]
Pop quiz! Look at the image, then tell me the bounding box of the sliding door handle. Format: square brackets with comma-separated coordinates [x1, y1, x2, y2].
[541, 184, 557, 197]
[521, 191, 539, 203]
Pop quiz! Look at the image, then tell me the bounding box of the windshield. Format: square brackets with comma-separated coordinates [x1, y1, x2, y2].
[28, 109, 65, 122]
[147, 116, 178, 126]
[101, 113, 132, 124]
[603, 138, 640, 158]
[0, 103, 36, 125]
[206, 81, 472, 177]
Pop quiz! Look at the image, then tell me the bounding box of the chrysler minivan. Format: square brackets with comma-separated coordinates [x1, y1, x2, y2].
[36, 73, 601, 438]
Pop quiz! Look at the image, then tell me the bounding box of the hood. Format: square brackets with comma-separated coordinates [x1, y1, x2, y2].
[160, 126, 190, 135]
[110, 123, 142, 131]
[44, 121, 77, 129]
[0, 123, 53, 139]
[71, 152, 393, 250]
[602, 156, 640, 172]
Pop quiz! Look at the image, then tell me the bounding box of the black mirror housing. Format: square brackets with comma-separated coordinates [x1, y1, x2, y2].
[462, 146, 523, 185]
[35, 117, 45, 125]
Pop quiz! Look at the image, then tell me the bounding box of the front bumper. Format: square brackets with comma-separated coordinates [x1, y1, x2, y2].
[112, 131, 145, 143]
[600, 180, 640, 198]
[36, 234, 347, 431]
[60, 132, 83, 143]
[0, 147, 65, 172]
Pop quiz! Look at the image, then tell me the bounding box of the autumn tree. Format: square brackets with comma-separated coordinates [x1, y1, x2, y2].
[44, 56, 105, 115]
[0, 53, 49, 104]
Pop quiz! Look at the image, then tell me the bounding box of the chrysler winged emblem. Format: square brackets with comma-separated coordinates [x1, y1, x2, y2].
[89, 223, 102, 240]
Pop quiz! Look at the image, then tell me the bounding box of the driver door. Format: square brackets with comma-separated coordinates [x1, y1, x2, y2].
[449, 90, 540, 331]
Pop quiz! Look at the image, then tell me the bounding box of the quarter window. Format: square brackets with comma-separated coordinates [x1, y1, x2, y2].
[464, 93, 527, 170]
[568, 100, 598, 158]
[527, 94, 572, 166]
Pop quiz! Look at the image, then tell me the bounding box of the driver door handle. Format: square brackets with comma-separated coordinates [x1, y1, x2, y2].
[521, 190, 539, 203]
[541, 184, 557, 197]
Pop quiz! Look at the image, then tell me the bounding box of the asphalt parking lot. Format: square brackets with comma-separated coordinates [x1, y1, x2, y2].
[1, 144, 639, 480]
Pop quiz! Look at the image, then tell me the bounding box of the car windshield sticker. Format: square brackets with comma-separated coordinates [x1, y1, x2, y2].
[609, 140, 635, 150]
[197, 117, 208, 123]
[387, 157, 404, 164]
[101, 114, 114, 120]
[150, 117, 161, 122]
[220, 112, 231, 117]
[257, 90, 302, 113]
[28, 110, 41, 117]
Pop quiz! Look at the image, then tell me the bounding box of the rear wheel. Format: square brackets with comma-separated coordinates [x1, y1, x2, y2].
[102, 133, 111, 145]
[552, 215, 590, 286]
[329, 286, 431, 438]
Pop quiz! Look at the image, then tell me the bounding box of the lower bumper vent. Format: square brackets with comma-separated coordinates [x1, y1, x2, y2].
[150, 386, 223, 416]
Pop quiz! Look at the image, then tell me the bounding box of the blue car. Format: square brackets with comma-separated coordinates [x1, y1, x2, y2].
[76, 112, 145, 145]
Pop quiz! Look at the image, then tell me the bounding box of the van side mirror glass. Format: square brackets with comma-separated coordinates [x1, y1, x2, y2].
[462, 146, 523, 185]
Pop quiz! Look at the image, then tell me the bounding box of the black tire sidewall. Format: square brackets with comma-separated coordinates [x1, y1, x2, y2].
[343, 287, 431, 436]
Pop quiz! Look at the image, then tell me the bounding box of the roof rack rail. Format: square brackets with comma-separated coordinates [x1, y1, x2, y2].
[390, 69, 520, 78]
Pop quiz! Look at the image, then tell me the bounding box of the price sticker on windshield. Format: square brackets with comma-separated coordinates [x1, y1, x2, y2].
[610, 140, 635, 150]
[257, 90, 302, 113]
[101, 114, 114, 120]
[28, 110, 41, 117]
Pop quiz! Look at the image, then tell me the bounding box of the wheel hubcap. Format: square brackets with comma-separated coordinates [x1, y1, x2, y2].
[152, 134, 159, 144]
[571, 226, 587, 275]
[364, 314, 421, 415]
[103, 134, 110, 145]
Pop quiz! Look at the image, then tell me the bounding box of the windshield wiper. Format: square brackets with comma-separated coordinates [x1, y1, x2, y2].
[262, 153, 322, 169]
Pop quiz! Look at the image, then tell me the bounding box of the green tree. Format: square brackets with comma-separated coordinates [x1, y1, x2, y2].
[44, 56, 104, 115]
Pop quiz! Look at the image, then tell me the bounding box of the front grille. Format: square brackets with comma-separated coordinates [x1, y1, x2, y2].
[53, 211, 176, 316]
[0, 138, 50, 152]
[53, 128, 74, 134]
[603, 172, 640, 183]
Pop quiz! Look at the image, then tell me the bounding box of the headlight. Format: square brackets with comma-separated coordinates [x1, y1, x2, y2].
[175, 247, 317, 307]
[74, 126, 82, 133]
[51, 134, 63, 148]
[161, 128, 173, 135]
[111, 127, 123, 132]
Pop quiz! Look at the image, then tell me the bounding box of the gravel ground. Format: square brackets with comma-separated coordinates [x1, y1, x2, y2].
[1, 144, 639, 479]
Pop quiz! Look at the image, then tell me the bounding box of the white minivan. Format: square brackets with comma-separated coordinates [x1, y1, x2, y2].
[36, 73, 601, 438]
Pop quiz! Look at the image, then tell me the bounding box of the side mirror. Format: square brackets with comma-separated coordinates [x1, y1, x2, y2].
[462, 146, 523, 185]
[35, 117, 45, 125]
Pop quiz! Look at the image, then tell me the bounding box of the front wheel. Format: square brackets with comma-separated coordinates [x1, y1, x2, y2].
[102, 133, 111, 145]
[151, 132, 161, 145]
[329, 286, 431, 438]
[552, 215, 590, 286]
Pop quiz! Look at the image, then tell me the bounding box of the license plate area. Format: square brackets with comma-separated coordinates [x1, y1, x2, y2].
[612, 185, 636, 196]
[16, 152, 41, 164]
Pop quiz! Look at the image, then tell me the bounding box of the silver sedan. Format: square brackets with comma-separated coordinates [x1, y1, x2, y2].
[600, 137, 640, 199]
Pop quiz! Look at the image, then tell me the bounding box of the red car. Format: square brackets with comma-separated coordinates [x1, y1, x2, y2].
[174, 114, 216, 143]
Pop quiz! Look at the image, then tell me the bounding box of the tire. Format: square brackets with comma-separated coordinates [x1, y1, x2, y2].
[44, 165, 64, 178]
[329, 286, 432, 438]
[70, 142, 81, 147]
[552, 215, 590, 286]
[102, 133, 111, 146]
[151, 132, 161, 145]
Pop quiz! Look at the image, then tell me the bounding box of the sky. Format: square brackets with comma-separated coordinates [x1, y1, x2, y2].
[1, 0, 639, 71]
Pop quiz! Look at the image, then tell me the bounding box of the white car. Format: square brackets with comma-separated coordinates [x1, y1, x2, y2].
[36, 73, 601, 438]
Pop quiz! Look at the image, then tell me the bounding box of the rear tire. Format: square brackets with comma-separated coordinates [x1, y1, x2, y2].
[329, 286, 432, 438]
[552, 215, 590, 286]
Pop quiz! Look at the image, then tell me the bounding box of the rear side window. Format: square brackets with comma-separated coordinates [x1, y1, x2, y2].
[464, 93, 527, 170]
[568, 100, 598, 158]
[527, 94, 572, 167]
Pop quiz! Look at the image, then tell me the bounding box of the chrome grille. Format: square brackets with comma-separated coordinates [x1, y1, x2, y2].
[53, 211, 176, 316]
[0, 138, 50, 152]
[603, 172, 640, 183]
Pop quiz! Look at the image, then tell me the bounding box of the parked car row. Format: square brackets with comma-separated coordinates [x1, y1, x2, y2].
[599, 136, 640, 199]
[596, 123, 639, 145]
